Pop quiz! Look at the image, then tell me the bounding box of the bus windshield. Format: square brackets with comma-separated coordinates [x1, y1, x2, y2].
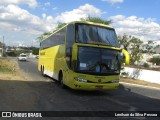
[77, 47, 121, 75]
[76, 24, 119, 47]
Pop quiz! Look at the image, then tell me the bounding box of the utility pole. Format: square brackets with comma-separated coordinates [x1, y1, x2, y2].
[2, 36, 4, 56]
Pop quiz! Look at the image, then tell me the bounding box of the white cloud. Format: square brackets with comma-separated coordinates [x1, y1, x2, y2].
[55, 4, 102, 23]
[0, 4, 55, 35]
[42, 13, 46, 19]
[0, 0, 38, 8]
[110, 15, 125, 21]
[0, 3, 102, 38]
[110, 15, 160, 41]
[102, 0, 124, 4]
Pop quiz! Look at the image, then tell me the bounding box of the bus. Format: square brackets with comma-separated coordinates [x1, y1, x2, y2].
[38, 21, 130, 90]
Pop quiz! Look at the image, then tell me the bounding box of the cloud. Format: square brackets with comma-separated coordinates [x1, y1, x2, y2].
[110, 15, 160, 41]
[55, 4, 102, 23]
[0, 0, 38, 8]
[0, 4, 55, 34]
[0, 3, 103, 46]
[0, 3, 102, 36]
[102, 0, 124, 4]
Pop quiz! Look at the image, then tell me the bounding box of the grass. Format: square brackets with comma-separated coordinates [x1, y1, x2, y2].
[0, 58, 25, 80]
[0, 58, 14, 74]
[0, 67, 12, 73]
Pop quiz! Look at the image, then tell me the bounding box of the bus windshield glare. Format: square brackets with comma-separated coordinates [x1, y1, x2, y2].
[77, 47, 121, 75]
[76, 24, 119, 47]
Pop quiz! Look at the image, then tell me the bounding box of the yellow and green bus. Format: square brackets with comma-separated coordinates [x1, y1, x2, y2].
[38, 21, 129, 90]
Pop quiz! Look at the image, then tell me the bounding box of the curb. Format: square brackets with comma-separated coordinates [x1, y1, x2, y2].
[120, 82, 160, 90]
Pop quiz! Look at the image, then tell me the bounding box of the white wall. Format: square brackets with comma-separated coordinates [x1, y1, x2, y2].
[121, 67, 160, 84]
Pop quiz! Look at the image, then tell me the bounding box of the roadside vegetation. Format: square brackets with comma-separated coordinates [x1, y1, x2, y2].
[0, 58, 14, 73]
[0, 58, 24, 80]
[7, 49, 31, 57]
[119, 34, 160, 71]
[6, 47, 39, 57]
[149, 57, 160, 66]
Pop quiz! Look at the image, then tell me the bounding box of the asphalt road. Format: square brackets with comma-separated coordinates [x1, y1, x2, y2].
[0, 58, 160, 119]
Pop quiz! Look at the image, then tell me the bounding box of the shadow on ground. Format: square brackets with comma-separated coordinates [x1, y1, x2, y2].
[0, 79, 160, 120]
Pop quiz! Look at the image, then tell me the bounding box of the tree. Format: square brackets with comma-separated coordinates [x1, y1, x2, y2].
[36, 32, 52, 42]
[81, 16, 112, 25]
[129, 36, 143, 64]
[118, 34, 143, 64]
[36, 23, 67, 42]
[56, 23, 67, 29]
[149, 57, 160, 65]
[32, 48, 39, 55]
[142, 40, 155, 54]
[118, 34, 131, 50]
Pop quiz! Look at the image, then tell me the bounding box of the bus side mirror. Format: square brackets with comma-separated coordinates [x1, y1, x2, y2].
[121, 49, 130, 65]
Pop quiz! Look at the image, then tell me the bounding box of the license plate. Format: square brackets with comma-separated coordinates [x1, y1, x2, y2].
[95, 86, 103, 90]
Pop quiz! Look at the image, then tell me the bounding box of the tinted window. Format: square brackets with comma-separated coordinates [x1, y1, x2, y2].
[77, 47, 120, 75]
[66, 24, 75, 68]
[76, 24, 119, 47]
[40, 27, 66, 49]
[20, 55, 26, 57]
[66, 24, 75, 49]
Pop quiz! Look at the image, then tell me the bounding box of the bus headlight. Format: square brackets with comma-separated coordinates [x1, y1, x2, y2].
[111, 80, 119, 83]
[74, 77, 87, 82]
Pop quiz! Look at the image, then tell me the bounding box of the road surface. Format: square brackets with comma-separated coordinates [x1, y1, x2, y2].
[0, 58, 160, 119]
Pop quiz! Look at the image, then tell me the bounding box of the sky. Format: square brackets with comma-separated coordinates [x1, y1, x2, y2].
[0, 0, 160, 47]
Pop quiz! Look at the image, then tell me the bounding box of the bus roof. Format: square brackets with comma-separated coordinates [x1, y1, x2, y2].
[41, 21, 114, 42]
[70, 21, 113, 29]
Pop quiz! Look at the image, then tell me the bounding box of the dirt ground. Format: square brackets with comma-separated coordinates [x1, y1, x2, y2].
[0, 58, 25, 80]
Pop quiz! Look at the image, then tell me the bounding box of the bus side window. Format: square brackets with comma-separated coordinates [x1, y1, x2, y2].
[66, 24, 75, 69]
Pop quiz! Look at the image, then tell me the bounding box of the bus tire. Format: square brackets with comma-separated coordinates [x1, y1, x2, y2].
[59, 71, 66, 88]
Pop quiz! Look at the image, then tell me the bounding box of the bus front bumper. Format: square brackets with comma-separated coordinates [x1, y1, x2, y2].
[71, 81, 119, 90]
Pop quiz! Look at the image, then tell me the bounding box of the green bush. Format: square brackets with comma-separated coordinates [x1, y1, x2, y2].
[121, 72, 129, 77]
[143, 63, 150, 67]
[149, 57, 160, 65]
[7, 50, 31, 57]
[14, 50, 30, 56]
[6, 52, 16, 57]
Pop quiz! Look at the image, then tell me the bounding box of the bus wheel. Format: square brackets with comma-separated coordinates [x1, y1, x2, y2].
[59, 72, 66, 88]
